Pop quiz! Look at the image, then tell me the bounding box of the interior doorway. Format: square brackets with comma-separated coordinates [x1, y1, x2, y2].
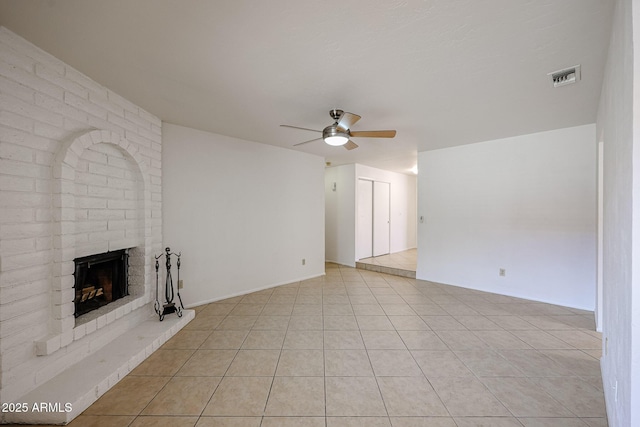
[357, 179, 390, 260]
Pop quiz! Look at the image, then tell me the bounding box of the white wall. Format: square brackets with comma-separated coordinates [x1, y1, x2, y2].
[325, 163, 417, 267]
[417, 124, 597, 310]
[596, 0, 639, 425]
[162, 124, 325, 306]
[325, 164, 356, 266]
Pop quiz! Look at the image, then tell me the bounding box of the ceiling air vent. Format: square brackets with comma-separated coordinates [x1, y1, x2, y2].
[548, 65, 581, 88]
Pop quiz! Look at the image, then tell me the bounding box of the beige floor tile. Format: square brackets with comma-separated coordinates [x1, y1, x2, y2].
[226, 349, 280, 376]
[217, 315, 258, 330]
[421, 316, 467, 330]
[324, 315, 359, 330]
[498, 349, 575, 377]
[130, 416, 199, 427]
[454, 315, 502, 330]
[517, 418, 590, 426]
[129, 349, 195, 376]
[195, 417, 262, 427]
[435, 330, 490, 350]
[352, 304, 386, 315]
[240, 329, 285, 349]
[283, 330, 324, 349]
[262, 417, 325, 427]
[240, 293, 272, 304]
[202, 376, 273, 416]
[292, 304, 323, 316]
[325, 349, 374, 376]
[85, 376, 170, 415]
[183, 314, 225, 330]
[485, 315, 537, 330]
[361, 330, 407, 349]
[511, 330, 574, 349]
[230, 303, 265, 316]
[349, 295, 380, 305]
[389, 417, 457, 427]
[397, 330, 448, 350]
[276, 349, 324, 376]
[324, 330, 366, 349]
[200, 330, 248, 350]
[473, 330, 532, 349]
[547, 330, 603, 350]
[356, 315, 396, 330]
[380, 303, 416, 315]
[325, 377, 387, 416]
[176, 349, 236, 376]
[377, 376, 448, 416]
[66, 414, 135, 426]
[407, 304, 448, 316]
[288, 315, 324, 330]
[368, 349, 422, 376]
[429, 377, 511, 416]
[252, 315, 290, 330]
[540, 349, 602, 377]
[454, 349, 523, 377]
[530, 377, 607, 418]
[324, 304, 355, 315]
[519, 315, 576, 330]
[261, 303, 294, 315]
[482, 377, 573, 417]
[453, 417, 523, 427]
[264, 377, 325, 416]
[328, 416, 392, 426]
[411, 350, 474, 378]
[141, 376, 221, 415]
[200, 303, 236, 316]
[388, 315, 430, 330]
[581, 418, 608, 427]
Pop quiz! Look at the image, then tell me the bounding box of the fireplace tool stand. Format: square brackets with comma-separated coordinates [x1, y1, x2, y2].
[154, 247, 184, 321]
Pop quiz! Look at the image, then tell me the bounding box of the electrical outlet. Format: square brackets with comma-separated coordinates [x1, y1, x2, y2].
[302, 259, 306, 266]
[178, 279, 184, 289]
[499, 268, 506, 277]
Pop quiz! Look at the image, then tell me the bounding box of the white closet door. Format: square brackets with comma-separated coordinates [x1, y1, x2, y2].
[373, 181, 390, 257]
[357, 179, 373, 259]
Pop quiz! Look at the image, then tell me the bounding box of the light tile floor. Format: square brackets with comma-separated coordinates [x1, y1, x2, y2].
[358, 249, 417, 272]
[30, 263, 607, 426]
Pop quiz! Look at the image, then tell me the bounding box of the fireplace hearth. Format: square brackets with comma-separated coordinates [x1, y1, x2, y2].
[73, 249, 129, 318]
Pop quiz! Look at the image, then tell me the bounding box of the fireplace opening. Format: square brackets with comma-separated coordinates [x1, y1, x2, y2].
[73, 249, 129, 318]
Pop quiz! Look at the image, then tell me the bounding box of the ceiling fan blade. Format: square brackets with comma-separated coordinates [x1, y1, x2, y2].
[344, 140, 358, 150]
[293, 137, 323, 147]
[336, 112, 361, 132]
[280, 125, 322, 133]
[349, 130, 396, 138]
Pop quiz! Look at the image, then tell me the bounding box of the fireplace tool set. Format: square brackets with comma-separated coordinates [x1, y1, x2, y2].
[154, 247, 184, 321]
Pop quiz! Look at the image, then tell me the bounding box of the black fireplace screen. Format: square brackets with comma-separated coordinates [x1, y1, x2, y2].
[73, 249, 129, 318]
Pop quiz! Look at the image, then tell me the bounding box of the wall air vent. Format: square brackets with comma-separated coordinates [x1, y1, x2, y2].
[548, 65, 581, 88]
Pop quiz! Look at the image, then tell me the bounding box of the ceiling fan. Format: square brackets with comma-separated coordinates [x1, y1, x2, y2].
[281, 109, 396, 150]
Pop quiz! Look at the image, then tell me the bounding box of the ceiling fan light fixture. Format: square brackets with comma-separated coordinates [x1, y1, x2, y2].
[323, 126, 349, 146]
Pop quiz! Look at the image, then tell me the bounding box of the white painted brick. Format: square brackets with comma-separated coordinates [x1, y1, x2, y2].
[35, 63, 88, 98]
[2, 92, 62, 128]
[0, 75, 34, 106]
[0, 175, 35, 192]
[0, 58, 64, 101]
[64, 91, 107, 121]
[96, 315, 107, 330]
[0, 141, 34, 162]
[0, 264, 49, 287]
[35, 335, 61, 356]
[0, 110, 33, 133]
[84, 319, 97, 335]
[75, 197, 107, 209]
[87, 186, 124, 199]
[73, 324, 86, 341]
[60, 330, 74, 348]
[88, 162, 125, 178]
[88, 91, 124, 117]
[0, 237, 35, 255]
[0, 221, 51, 239]
[34, 92, 85, 124]
[64, 66, 108, 98]
[0, 207, 34, 223]
[0, 310, 48, 339]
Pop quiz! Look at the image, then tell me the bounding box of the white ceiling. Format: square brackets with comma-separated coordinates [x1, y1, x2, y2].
[0, 0, 614, 174]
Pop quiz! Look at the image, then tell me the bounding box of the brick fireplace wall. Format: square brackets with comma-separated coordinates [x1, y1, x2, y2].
[0, 27, 163, 404]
